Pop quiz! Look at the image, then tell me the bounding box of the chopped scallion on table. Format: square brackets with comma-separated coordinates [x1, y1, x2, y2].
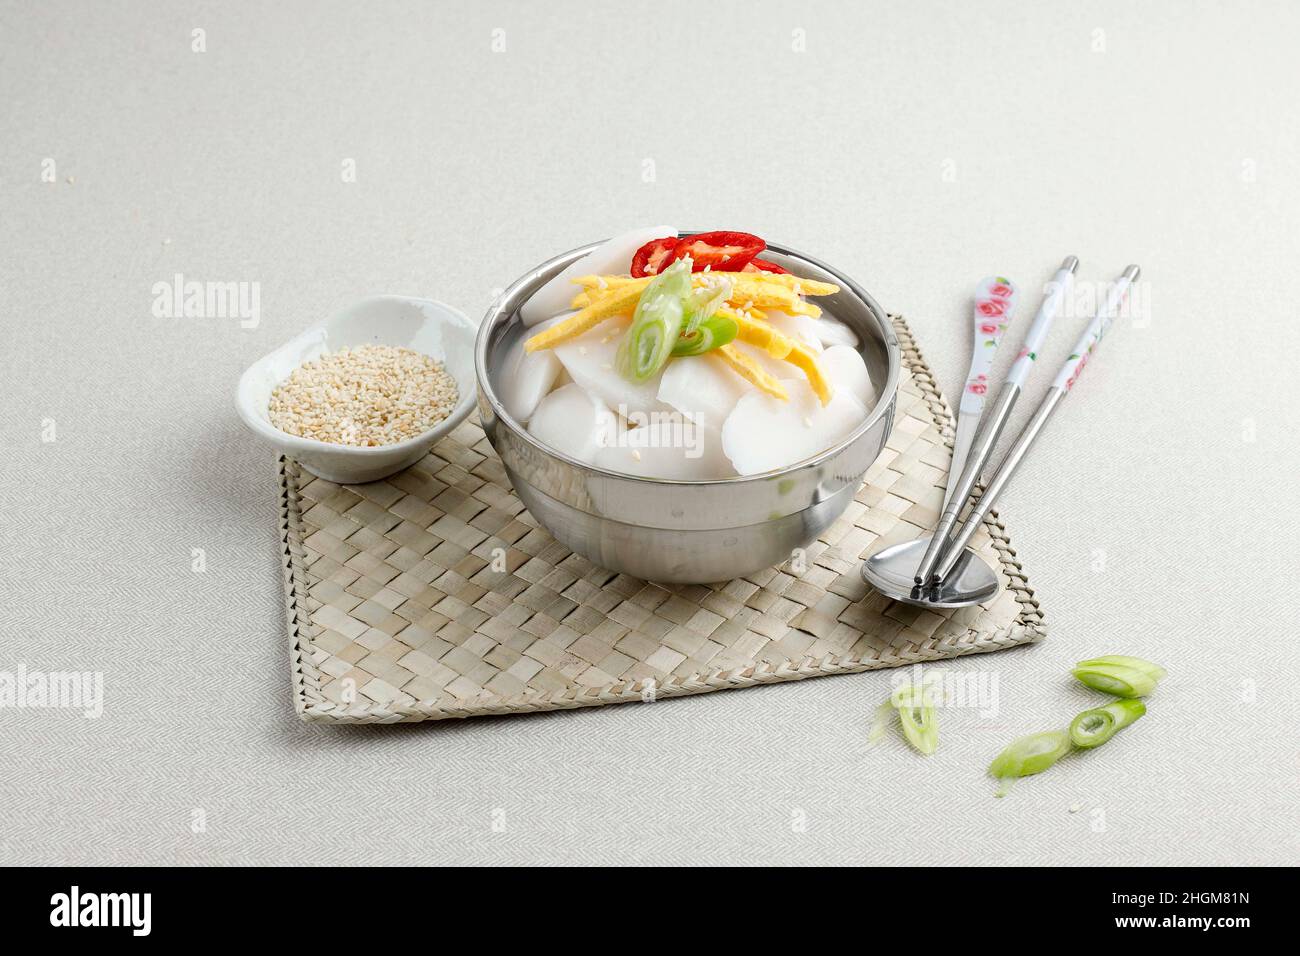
[1069, 699, 1146, 749]
[1072, 655, 1166, 698]
[988, 730, 1071, 796]
[868, 676, 941, 755]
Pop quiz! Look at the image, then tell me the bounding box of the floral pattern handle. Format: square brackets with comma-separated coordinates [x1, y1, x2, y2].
[1052, 266, 1139, 391]
[959, 276, 1018, 414]
[1007, 259, 1077, 390]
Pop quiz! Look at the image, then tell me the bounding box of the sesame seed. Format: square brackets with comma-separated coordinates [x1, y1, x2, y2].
[632, 449, 642, 461]
[267, 344, 457, 447]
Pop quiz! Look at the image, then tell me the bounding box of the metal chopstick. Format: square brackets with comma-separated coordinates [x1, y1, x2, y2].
[931, 265, 1140, 582]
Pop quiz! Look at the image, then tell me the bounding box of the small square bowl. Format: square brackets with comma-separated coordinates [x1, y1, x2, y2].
[236, 295, 477, 484]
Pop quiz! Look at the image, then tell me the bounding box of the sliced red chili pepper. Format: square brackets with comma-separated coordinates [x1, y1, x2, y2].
[669, 230, 765, 272]
[744, 258, 789, 274]
[629, 236, 679, 278]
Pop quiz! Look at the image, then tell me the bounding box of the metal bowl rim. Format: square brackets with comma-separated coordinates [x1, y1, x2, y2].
[475, 234, 901, 488]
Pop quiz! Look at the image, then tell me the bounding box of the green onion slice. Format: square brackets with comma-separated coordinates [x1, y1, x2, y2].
[1069, 699, 1146, 749]
[988, 730, 1071, 785]
[868, 680, 940, 755]
[893, 683, 939, 755]
[616, 257, 691, 382]
[681, 276, 732, 334]
[1072, 661, 1160, 698]
[1075, 655, 1167, 681]
[671, 313, 739, 356]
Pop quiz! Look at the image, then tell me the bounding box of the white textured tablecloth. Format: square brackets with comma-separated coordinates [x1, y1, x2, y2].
[1, 0, 1296, 866]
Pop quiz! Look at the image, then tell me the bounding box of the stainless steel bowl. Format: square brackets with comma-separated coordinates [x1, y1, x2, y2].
[475, 236, 901, 583]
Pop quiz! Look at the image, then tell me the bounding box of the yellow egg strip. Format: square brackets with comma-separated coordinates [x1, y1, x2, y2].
[566, 279, 825, 316]
[727, 309, 796, 360]
[786, 299, 822, 318]
[524, 285, 639, 352]
[748, 273, 840, 296]
[732, 286, 822, 318]
[573, 274, 638, 290]
[714, 346, 789, 401]
[725, 275, 826, 310]
[727, 312, 832, 405]
[783, 343, 833, 405]
[574, 272, 840, 298]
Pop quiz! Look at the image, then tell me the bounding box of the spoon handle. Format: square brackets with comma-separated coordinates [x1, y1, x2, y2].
[959, 276, 1019, 416]
[932, 265, 1140, 581]
[944, 277, 1019, 509]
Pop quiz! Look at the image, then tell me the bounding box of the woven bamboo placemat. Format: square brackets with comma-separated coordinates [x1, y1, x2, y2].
[277, 315, 1045, 723]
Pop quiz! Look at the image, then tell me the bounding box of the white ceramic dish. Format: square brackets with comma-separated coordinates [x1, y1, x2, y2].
[236, 295, 477, 484]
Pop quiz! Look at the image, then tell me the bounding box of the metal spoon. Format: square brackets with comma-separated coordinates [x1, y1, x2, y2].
[863, 265, 1139, 608]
